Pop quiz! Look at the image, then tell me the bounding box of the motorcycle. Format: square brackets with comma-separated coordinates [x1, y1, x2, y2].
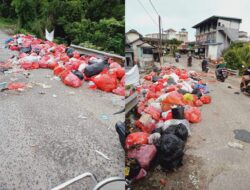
[240, 79, 250, 96]
[215, 67, 228, 82]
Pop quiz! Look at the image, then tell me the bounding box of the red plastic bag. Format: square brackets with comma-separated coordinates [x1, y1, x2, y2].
[91, 71, 117, 92]
[185, 107, 201, 123]
[63, 72, 83, 88]
[125, 132, 149, 149]
[7, 83, 25, 90]
[48, 61, 58, 70]
[112, 86, 125, 96]
[109, 62, 121, 69]
[128, 145, 157, 169]
[113, 67, 125, 79]
[200, 95, 211, 104]
[53, 66, 65, 76]
[73, 52, 80, 59]
[144, 106, 160, 121]
[10, 46, 19, 51]
[135, 120, 156, 134]
[194, 99, 203, 107]
[21, 62, 39, 70]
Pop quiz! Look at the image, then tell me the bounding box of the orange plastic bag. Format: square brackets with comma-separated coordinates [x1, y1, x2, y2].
[194, 100, 203, 107]
[91, 71, 117, 92]
[125, 132, 149, 149]
[21, 62, 39, 70]
[48, 62, 58, 70]
[135, 120, 156, 134]
[184, 107, 201, 123]
[113, 67, 125, 79]
[162, 91, 184, 105]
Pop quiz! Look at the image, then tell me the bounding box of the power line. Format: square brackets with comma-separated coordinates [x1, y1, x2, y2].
[149, 0, 160, 16]
[137, 0, 158, 26]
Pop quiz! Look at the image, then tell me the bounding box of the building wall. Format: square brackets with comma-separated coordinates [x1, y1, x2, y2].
[208, 45, 218, 60]
[131, 40, 144, 63]
[218, 19, 240, 29]
[216, 31, 230, 58]
[127, 33, 140, 43]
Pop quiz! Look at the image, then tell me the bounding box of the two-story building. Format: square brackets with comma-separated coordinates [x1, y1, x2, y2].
[192, 16, 242, 60]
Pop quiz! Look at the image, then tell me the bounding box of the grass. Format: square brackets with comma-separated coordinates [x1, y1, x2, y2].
[0, 17, 17, 34]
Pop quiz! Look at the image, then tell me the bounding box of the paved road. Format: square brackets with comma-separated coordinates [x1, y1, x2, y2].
[167, 56, 250, 189]
[0, 30, 124, 189]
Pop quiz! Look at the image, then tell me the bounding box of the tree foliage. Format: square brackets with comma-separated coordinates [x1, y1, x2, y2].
[0, 0, 125, 55]
[223, 42, 250, 72]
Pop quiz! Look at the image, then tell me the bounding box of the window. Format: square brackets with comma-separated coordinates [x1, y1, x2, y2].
[143, 48, 153, 54]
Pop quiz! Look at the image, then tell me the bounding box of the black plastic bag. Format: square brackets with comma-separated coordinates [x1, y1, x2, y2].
[171, 106, 185, 119]
[115, 121, 125, 149]
[163, 124, 188, 142]
[192, 88, 202, 98]
[72, 70, 84, 80]
[19, 46, 32, 54]
[33, 47, 40, 54]
[84, 62, 107, 77]
[156, 134, 184, 170]
[66, 47, 75, 58]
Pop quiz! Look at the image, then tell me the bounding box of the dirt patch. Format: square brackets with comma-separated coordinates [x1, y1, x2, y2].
[132, 155, 207, 190]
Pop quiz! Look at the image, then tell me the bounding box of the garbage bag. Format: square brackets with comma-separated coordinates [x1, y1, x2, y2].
[63, 72, 83, 88]
[163, 119, 191, 136]
[65, 47, 75, 58]
[125, 132, 149, 149]
[171, 106, 185, 119]
[162, 124, 188, 141]
[19, 46, 32, 54]
[113, 67, 125, 79]
[72, 70, 84, 80]
[112, 86, 125, 96]
[7, 82, 25, 90]
[152, 76, 162, 83]
[127, 145, 157, 169]
[84, 62, 107, 77]
[144, 106, 161, 121]
[110, 62, 121, 69]
[21, 62, 39, 70]
[10, 46, 19, 51]
[53, 66, 65, 76]
[135, 120, 156, 134]
[115, 121, 125, 149]
[194, 99, 203, 107]
[156, 134, 184, 170]
[184, 107, 201, 123]
[200, 95, 211, 104]
[91, 71, 117, 92]
[126, 158, 142, 180]
[162, 91, 184, 105]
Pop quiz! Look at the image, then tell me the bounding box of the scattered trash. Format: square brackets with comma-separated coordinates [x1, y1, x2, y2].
[234, 92, 240, 95]
[78, 114, 87, 119]
[189, 171, 199, 189]
[228, 86, 232, 89]
[228, 141, 244, 150]
[52, 94, 57, 98]
[39, 92, 46, 95]
[159, 179, 167, 186]
[0, 82, 7, 89]
[100, 114, 109, 120]
[4, 34, 124, 95]
[68, 91, 75, 95]
[7, 82, 26, 90]
[234, 129, 250, 143]
[95, 150, 111, 161]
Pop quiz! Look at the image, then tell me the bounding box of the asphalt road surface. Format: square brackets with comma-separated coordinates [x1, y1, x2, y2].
[0, 30, 124, 189]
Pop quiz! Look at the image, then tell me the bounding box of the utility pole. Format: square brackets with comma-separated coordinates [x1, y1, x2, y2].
[159, 15, 163, 66]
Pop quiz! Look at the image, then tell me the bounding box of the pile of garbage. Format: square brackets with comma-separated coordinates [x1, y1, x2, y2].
[3, 34, 125, 95]
[124, 66, 212, 182]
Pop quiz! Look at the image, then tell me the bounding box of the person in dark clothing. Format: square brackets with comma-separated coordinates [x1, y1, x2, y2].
[242, 66, 250, 89]
[187, 56, 192, 67]
[201, 58, 208, 72]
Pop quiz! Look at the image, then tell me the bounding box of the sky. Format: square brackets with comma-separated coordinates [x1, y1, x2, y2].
[126, 0, 250, 41]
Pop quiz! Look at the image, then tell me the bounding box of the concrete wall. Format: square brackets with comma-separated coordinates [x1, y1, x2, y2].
[216, 31, 230, 58]
[218, 19, 240, 29]
[208, 45, 218, 60]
